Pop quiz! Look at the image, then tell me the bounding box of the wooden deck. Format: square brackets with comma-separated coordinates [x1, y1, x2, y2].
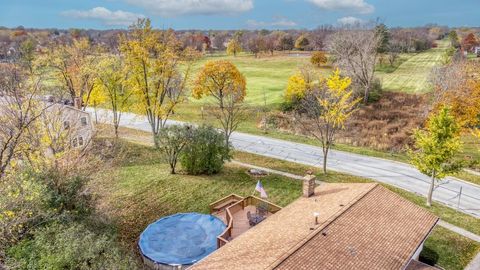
[210, 194, 282, 247]
[213, 205, 272, 239]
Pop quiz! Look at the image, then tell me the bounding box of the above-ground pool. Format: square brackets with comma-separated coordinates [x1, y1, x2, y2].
[139, 213, 226, 269]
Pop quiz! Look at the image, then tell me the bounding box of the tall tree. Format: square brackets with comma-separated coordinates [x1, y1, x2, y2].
[432, 61, 480, 129]
[375, 23, 390, 53]
[409, 107, 464, 207]
[279, 35, 294, 51]
[155, 125, 190, 174]
[295, 35, 310, 51]
[248, 35, 266, 58]
[462, 33, 478, 52]
[40, 37, 98, 109]
[327, 29, 381, 103]
[120, 19, 197, 147]
[94, 56, 133, 137]
[0, 59, 47, 179]
[296, 69, 360, 173]
[448, 30, 459, 48]
[193, 60, 246, 150]
[226, 38, 242, 56]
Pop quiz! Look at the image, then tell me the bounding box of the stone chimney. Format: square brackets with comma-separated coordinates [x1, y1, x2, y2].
[303, 174, 316, 198]
[73, 97, 82, 110]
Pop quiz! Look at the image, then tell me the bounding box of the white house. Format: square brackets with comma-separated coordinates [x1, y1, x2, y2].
[475, 46, 480, 56]
[44, 101, 95, 149]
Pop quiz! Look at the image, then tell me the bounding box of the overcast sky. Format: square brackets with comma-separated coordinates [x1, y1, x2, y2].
[1, 0, 479, 30]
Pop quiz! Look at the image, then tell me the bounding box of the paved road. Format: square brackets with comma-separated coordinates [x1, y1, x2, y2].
[92, 109, 480, 218]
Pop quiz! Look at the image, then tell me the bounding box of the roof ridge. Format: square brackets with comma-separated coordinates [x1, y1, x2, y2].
[266, 183, 379, 270]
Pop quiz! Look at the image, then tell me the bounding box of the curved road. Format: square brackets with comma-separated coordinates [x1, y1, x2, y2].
[92, 109, 480, 218]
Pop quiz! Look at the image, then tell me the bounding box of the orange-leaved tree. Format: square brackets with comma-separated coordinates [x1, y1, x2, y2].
[433, 61, 480, 129]
[193, 60, 246, 150]
[310, 51, 328, 67]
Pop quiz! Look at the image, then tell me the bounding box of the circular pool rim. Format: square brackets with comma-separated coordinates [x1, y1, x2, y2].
[138, 212, 226, 267]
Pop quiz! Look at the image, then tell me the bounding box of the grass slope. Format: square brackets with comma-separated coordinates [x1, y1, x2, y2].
[377, 40, 449, 93]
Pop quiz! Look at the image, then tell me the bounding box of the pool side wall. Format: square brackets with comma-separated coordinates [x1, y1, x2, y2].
[142, 253, 192, 270]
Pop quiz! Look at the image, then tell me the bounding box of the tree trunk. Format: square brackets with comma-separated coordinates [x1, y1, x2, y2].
[322, 148, 329, 174]
[114, 124, 119, 139]
[427, 171, 436, 207]
[153, 133, 159, 148]
[363, 86, 370, 103]
[94, 106, 98, 124]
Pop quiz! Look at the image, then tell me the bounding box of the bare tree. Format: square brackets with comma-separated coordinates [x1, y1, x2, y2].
[0, 63, 47, 180]
[327, 29, 381, 103]
[387, 41, 402, 66]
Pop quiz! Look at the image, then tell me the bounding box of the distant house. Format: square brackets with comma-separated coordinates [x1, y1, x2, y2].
[475, 46, 480, 56]
[192, 177, 439, 270]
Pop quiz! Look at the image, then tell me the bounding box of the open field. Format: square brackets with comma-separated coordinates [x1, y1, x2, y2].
[190, 53, 320, 106]
[90, 131, 479, 270]
[377, 40, 449, 93]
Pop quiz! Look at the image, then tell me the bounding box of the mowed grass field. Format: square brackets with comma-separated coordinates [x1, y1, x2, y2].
[189, 52, 326, 106]
[377, 40, 449, 93]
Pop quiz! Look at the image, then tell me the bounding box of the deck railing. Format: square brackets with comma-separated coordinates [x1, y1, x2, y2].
[211, 194, 283, 248]
[209, 194, 244, 214]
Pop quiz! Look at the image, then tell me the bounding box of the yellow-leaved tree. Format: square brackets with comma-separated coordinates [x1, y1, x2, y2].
[93, 56, 132, 138]
[87, 81, 107, 124]
[285, 73, 307, 103]
[120, 18, 198, 147]
[226, 39, 242, 57]
[39, 37, 99, 109]
[284, 66, 316, 109]
[409, 107, 464, 207]
[296, 69, 361, 173]
[193, 60, 246, 150]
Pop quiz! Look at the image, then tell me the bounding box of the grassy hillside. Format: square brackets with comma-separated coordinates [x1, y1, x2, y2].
[377, 40, 449, 93]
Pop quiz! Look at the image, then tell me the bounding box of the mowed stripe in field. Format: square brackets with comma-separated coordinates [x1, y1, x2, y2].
[378, 40, 449, 93]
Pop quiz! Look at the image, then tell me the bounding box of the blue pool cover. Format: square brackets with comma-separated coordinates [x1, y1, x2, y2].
[139, 213, 226, 266]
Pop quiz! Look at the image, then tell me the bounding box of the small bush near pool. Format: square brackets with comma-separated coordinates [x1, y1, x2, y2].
[181, 125, 231, 175]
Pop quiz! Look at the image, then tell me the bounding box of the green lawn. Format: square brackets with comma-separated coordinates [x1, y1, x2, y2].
[91, 140, 302, 247]
[376, 40, 450, 93]
[90, 137, 479, 270]
[422, 226, 480, 270]
[190, 53, 325, 106]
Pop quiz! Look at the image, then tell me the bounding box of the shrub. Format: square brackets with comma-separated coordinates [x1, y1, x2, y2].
[367, 78, 383, 103]
[310, 51, 328, 67]
[180, 125, 231, 175]
[6, 223, 137, 270]
[155, 125, 191, 174]
[0, 171, 50, 251]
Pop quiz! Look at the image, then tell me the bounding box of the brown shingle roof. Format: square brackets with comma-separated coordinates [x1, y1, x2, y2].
[189, 183, 438, 270]
[274, 185, 439, 270]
